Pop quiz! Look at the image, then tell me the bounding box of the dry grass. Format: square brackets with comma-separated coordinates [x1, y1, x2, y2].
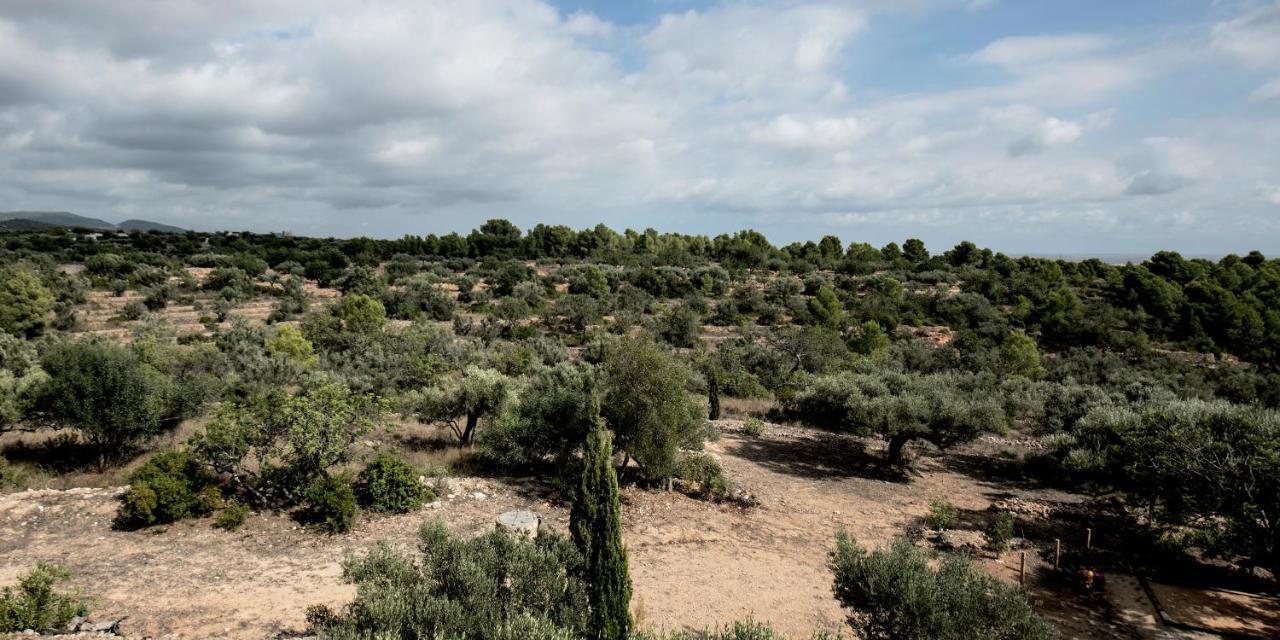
[720, 396, 776, 419]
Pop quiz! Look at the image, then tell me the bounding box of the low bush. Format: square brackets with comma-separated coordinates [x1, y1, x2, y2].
[742, 416, 765, 437]
[215, 502, 251, 531]
[115, 451, 220, 529]
[305, 474, 358, 533]
[0, 563, 91, 633]
[830, 533, 1056, 640]
[307, 520, 588, 640]
[985, 511, 1015, 553]
[925, 497, 958, 531]
[356, 454, 425, 513]
[675, 452, 731, 501]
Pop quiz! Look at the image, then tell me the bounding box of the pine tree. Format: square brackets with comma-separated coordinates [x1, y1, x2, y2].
[570, 389, 632, 640]
[707, 372, 721, 420]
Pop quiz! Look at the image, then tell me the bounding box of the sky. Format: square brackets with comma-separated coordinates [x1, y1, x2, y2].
[1, 0, 1279, 254]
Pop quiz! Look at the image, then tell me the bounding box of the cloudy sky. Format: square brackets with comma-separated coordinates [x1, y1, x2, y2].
[1, 0, 1279, 253]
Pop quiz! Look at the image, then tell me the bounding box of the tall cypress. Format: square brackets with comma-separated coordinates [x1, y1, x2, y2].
[707, 371, 721, 420]
[570, 389, 632, 640]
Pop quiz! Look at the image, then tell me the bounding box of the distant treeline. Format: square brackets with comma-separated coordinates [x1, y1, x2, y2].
[4, 220, 1276, 368]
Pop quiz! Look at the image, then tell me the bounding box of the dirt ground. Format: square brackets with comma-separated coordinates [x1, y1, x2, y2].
[1, 422, 1263, 639]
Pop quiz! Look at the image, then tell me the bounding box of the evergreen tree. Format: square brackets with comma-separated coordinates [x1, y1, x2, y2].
[708, 372, 721, 420]
[570, 391, 632, 640]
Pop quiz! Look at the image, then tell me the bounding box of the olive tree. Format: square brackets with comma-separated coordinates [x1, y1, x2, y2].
[191, 382, 385, 504]
[407, 366, 513, 445]
[31, 339, 182, 470]
[601, 335, 704, 483]
[1063, 400, 1280, 577]
[788, 372, 1005, 465]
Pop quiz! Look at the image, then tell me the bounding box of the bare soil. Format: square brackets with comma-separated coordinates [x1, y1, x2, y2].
[2, 422, 1268, 639]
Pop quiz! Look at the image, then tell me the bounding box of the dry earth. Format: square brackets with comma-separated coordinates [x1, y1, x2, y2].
[1, 423, 1263, 639]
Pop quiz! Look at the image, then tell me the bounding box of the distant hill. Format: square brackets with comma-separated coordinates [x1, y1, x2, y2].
[118, 219, 187, 234]
[0, 211, 186, 233]
[0, 211, 116, 230]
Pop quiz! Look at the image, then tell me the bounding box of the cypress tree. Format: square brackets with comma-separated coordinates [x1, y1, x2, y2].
[570, 389, 632, 640]
[707, 371, 721, 420]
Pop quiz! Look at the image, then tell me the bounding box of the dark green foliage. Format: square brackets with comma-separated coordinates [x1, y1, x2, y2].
[925, 497, 958, 531]
[570, 425, 632, 640]
[480, 362, 597, 470]
[807, 286, 844, 329]
[787, 372, 1004, 465]
[191, 382, 384, 506]
[674, 452, 730, 501]
[115, 450, 220, 528]
[215, 502, 251, 531]
[985, 512, 1015, 553]
[0, 563, 91, 633]
[601, 335, 704, 481]
[1056, 400, 1280, 576]
[708, 372, 721, 420]
[829, 534, 1056, 640]
[357, 454, 425, 513]
[32, 338, 188, 470]
[658, 303, 702, 348]
[308, 520, 589, 640]
[305, 474, 358, 533]
[0, 264, 54, 338]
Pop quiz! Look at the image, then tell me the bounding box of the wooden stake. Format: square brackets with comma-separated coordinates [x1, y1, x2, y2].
[1054, 538, 1061, 570]
[1086, 527, 1093, 550]
[1019, 552, 1026, 585]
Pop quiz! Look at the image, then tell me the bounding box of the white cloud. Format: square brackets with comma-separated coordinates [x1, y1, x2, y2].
[750, 114, 865, 151]
[1212, 4, 1280, 67]
[563, 11, 614, 37]
[0, 0, 1274, 251]
[970, 34, 1111, 68]
[1251, 77, 1280, 102]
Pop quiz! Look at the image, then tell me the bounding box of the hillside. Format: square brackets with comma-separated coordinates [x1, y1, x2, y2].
[0, 210, 186, 233]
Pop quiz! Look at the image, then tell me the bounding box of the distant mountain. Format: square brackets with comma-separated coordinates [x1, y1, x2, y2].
[0, 211, 116, 230]
[0, 218, 57, 231]
[118, 219, 186, 234]
[0, 211, 186, 233]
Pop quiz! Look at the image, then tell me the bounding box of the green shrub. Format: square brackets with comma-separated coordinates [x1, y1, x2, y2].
[305, 474, 358, 533]
[742, 416, 765, 438]
[830, 533, 1056, 640]
[356, 454, 424, 513]
[925, 497, 958, 531]
[307, 520, 588, 640]
[675, 452, 731, 501]
[985, 511, 1015, 553]
[0, 563, 90, 633]
[215, 502, 251, 531]
[115, 451, 220, 529]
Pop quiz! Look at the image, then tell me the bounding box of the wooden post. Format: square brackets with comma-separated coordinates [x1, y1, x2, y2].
[1086, 527, 1093, 550]
[1054, 538, 1061, 570]
[1019, 552, 1026, 585]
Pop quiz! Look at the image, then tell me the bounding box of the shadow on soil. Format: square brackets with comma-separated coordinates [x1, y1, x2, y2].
[725, 432, 909, 483]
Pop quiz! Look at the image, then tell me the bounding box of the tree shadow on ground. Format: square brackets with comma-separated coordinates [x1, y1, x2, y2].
[725, 432, 909, 483]
[393, 432, 458, 452]
[1, 432, 105, 474]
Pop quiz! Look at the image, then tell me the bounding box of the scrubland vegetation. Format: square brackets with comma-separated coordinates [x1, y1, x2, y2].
[2, 220, 1279, 637]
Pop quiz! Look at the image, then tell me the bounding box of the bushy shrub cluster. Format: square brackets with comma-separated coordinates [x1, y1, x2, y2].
[116, 450, 221, 529]
[357, 454, 427, 513]
[829, 534, 1056, 640]
[304, 474, 359, 534]
[307, 520, 589, 639]
[0, 563, 90, 633]
[675, 452, 731, 501]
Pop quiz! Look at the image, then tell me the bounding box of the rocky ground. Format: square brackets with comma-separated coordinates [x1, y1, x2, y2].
[2, 422, 1266, 639]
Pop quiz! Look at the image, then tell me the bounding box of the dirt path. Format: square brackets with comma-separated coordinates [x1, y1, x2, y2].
[0, 424, 1182, 639]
